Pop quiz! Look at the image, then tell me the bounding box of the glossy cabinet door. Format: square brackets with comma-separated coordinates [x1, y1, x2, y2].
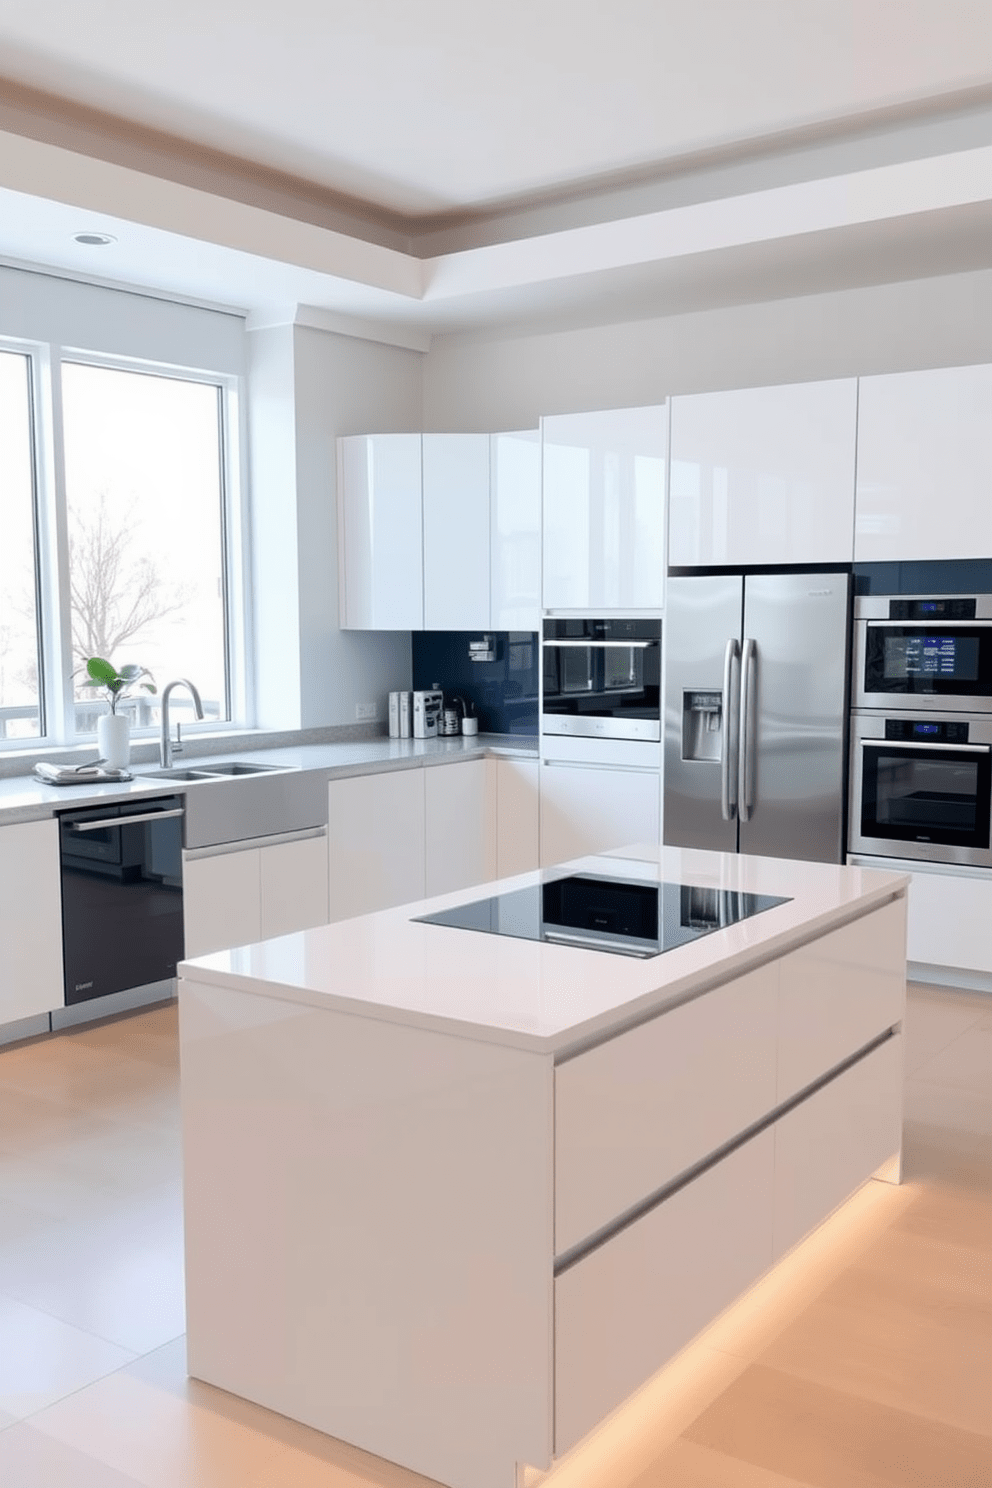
[669, 379, 857, 567]
[423, 434, 491, 631]
[0, 818, 64, 1023]
[491, 430, 541, 631]
[854, 364, 992, 562]
[328, 769, 426, 922]
[259, 831, 329, 940]
[542, 406, 667, 610]
[425, 758, 498, 896]
[539, 762, 660, 868]
[183, 847, 262, 960]
[848, 853, 992, 976]
[337, 434, 423, 629]
[495, 758, 540, 878]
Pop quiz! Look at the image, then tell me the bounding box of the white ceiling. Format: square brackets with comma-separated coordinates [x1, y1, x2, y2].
[0, 0, 990, 337]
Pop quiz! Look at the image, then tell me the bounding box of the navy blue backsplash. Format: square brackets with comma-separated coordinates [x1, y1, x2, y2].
[412, 632, 539, 736]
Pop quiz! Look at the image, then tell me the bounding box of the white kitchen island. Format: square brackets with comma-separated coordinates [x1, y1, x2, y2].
[178, 846, 908, 1488]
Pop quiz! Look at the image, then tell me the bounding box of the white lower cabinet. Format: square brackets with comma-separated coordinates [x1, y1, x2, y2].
[495, 758, 540, 878]
[775, 899, 905, 1102]
[772, 1035, 903, 1259]
[555, 961, 779, 1256]
[902, 864, 992, 976]
[848, 854, 992, 978]
[183, 848, 261, 960]
[259, 833, 329, 940]
[555, 1030, 903, 1458]
[328, 768, 426, 922]
[555, 1128, 775, 1457]
[328, 759, 504, 921]
[540, 761, 660, 868]
[0, 818, 64, 1024]
[425, 758, 497, 897]
[183, 831, 329, 959]
[551, 899, 905, 1458]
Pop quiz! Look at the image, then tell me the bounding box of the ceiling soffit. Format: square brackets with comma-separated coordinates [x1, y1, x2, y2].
[3, 73, 992, 257]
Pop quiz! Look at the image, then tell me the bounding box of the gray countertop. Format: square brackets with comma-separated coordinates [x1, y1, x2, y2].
[0, 734, 539, 827]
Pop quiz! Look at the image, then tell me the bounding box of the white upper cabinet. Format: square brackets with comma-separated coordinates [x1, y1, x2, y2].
[491, 429, 541, 631]
[338, 434, 423, 629]
[423, 434, 491, 631]
[669, 380, 857, 569]
[543, 406, 667, 611]
[854, 364, 992, 563]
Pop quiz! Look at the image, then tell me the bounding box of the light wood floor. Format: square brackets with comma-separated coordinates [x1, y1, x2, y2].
[0, 981, 990, 1487]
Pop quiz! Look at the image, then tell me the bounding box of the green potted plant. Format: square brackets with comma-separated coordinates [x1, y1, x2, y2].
[82, 657, 157, 768]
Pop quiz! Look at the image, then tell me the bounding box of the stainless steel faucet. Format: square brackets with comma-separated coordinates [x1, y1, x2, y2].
[159, 679, 204, 767]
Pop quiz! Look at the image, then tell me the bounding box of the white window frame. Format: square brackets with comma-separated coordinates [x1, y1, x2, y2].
[0, 335, 251, 752]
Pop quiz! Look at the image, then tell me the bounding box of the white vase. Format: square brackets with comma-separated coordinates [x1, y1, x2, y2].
[97, 711, 130, 769]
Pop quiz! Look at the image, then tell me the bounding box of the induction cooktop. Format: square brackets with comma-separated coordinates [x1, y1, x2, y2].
[414, 873, 790, 959]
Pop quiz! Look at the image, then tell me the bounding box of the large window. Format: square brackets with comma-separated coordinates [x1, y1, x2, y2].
[0, 351, 42, 740]
[62, 363, 230, 733]
[0, 344, 239, 750]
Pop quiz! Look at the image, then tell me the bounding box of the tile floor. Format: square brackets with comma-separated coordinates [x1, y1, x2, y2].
[0, 982, 990, 1487]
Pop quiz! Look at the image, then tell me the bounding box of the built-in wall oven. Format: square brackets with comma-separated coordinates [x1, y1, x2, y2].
[853, 594, 992, 713]
[541, 617, 662, 741]
[849, 713, 992, 868]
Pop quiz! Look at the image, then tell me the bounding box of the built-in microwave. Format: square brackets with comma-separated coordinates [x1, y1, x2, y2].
[849, 711, 992, 868]
[853, 594, 992, 713]
[541, 617, 661, 741]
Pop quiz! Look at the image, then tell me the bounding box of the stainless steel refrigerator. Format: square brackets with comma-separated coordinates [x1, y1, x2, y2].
[664, 572, 851, 863]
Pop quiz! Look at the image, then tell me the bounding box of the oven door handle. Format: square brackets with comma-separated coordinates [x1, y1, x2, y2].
[542, 639, 655, 648]
[70, 808, 185, 831]
[865, 620, 992, 629]
[859, 740, 990, 754]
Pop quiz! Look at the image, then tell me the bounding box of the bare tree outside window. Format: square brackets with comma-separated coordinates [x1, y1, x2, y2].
[68, 492, 190, 670]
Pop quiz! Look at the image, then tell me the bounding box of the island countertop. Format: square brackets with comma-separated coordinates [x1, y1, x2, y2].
[179, 845, 909, 1057]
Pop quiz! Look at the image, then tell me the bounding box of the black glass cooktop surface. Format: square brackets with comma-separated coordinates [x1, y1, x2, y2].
[414, 873, 790, 959]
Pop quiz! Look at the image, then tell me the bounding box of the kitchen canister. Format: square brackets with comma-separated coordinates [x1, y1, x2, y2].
[442, 708, 460, 736]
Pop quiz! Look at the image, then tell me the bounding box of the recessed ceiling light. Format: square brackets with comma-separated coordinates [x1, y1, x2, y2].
[73, 232, 117, 247]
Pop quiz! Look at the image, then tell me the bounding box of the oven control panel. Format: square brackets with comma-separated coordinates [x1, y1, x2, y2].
[888, 597, 977, 620]
[883, 718, 970, 742]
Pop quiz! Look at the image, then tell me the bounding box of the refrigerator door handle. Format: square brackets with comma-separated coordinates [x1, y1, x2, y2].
[739, 638, 757, 821]
[720, 637, 741, 821]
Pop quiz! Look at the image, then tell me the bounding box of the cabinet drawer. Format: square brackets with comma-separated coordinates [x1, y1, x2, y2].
[773, 1033, 903, 1261]
[776, 900, 906, 1103]
[555, 962, 778, 1257]
[182, 848, 261, 960]
[259, 832, 329, 940]
[555, 1127, 774, 1457]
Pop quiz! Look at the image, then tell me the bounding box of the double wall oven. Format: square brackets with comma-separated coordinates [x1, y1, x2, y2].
[849, 588, 992, 867]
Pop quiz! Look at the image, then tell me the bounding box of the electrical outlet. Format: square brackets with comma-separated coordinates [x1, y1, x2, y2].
[355, 702, 377, 721]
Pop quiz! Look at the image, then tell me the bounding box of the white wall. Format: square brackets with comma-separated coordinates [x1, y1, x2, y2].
[247, 322, 422, 731]
[293, 325, 421, 728]
[0, 264, 245, 372]
[247, 325, 302, 730]
[422, 269, 992, 429]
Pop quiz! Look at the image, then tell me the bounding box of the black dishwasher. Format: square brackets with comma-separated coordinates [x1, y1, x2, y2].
[59, 796, 185, 1005]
